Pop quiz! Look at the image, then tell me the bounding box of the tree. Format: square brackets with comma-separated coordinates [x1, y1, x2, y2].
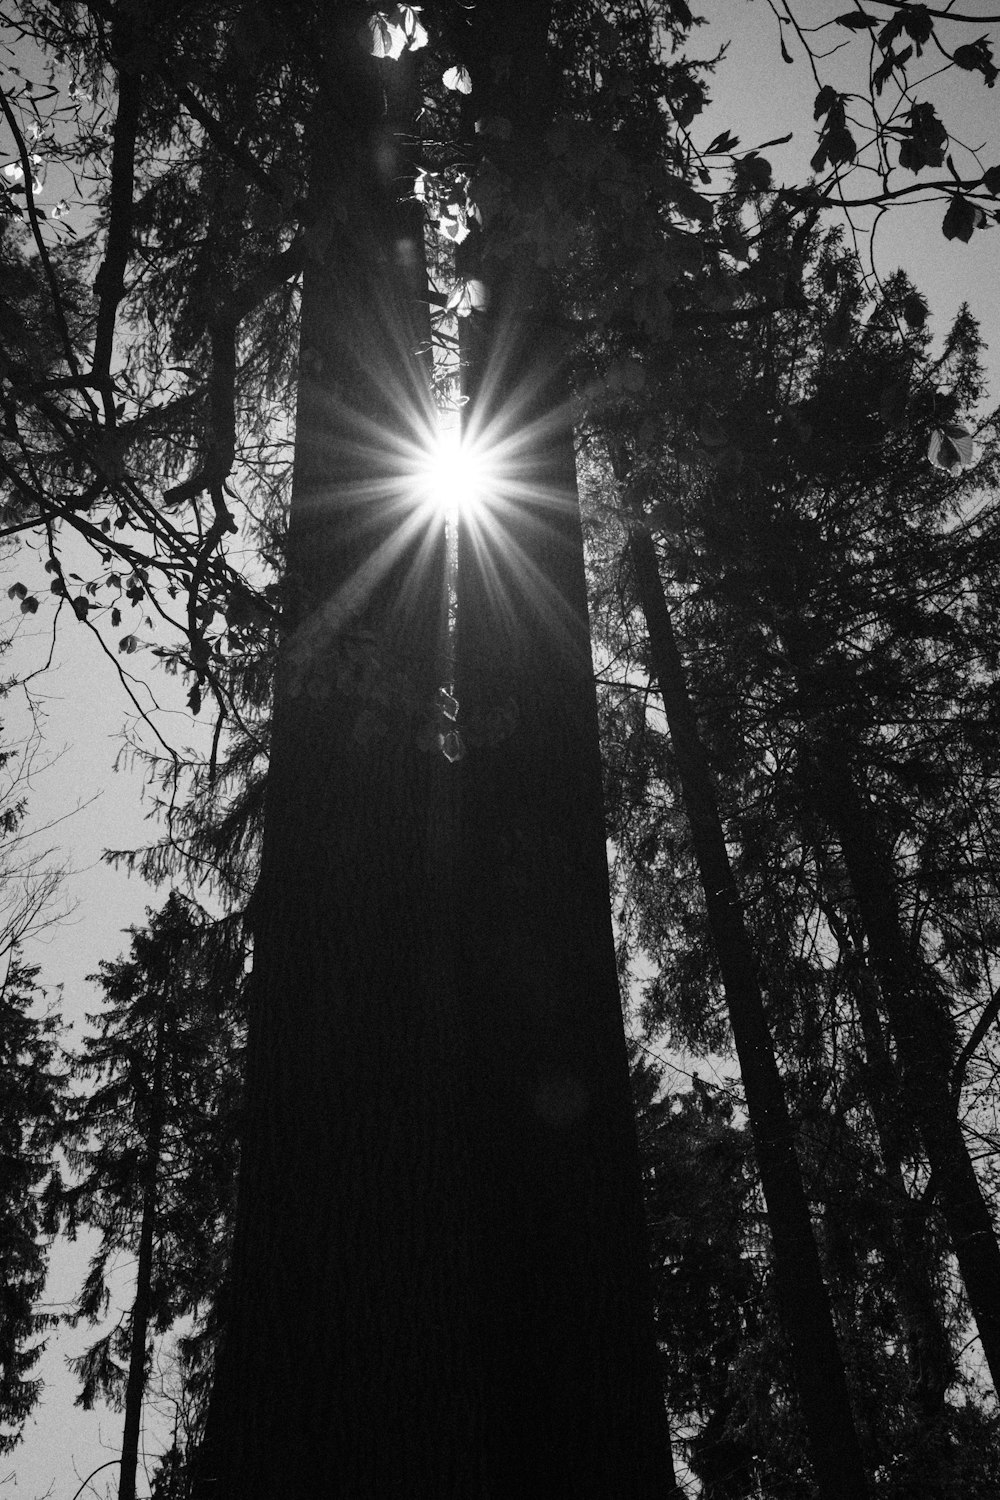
[591, 222, 1000, 1487]
[2, 2, 999, 1495]
[0, 687, 67, 1454]
[64, 894, 244, 1500]
[0, 949, 64, 1452]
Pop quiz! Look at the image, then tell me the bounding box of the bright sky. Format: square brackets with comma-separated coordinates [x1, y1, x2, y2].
[3, 5, 999, 1497]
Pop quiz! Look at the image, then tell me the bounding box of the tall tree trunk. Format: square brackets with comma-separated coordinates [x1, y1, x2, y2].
[628, 521, 871, 1500]
[118, 1016, 165, 1500]
[198, 9, 672, 1496]
[196, 17, 483, 1498]
[448, 3, 676, 1493]
[812, 753, 1000, 1395]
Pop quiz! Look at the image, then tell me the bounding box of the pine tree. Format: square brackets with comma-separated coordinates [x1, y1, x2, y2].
[64, 894, 244, 1500]
[0, 950, 64, 1452]
[590, 222, 1000, 1489]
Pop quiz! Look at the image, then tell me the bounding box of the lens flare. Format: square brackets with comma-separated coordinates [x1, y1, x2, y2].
[415, 427, 490, 522]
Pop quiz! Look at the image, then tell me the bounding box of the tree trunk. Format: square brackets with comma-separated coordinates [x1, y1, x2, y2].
[118, 1016, 165, 1500]
[628, 522, 871, 1500]
[196, 17, 484, 1498]
[449, 5, 676, 1493]
[811, 876, 953, 1429]
[813, 754, 1000, 1395]
[197, 9, 672, 1496]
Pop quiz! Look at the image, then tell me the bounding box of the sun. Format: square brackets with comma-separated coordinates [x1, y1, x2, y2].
[414, 426, 491, 523]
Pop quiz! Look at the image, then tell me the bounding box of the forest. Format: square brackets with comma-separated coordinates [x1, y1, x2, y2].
[1, 1, 1000, 1496]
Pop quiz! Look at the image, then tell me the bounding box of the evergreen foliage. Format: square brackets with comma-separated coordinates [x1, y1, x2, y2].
[63, 893, 245, 1484]
[0, 950, 64, 1452]
[593, 224, 1000, 1490]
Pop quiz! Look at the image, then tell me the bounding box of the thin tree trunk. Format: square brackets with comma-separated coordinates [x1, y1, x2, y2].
[118, 1017, 165, 1500]
[813, 877, 954, 1427]
[852, 964, 952, 1425]
[814, 755, 1000, 1395]
[449, 4, 677, 1493]
[628, 521, 871, 1500]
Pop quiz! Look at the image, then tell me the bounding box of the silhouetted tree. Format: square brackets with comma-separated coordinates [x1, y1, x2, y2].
[64, 894, 244, 1500]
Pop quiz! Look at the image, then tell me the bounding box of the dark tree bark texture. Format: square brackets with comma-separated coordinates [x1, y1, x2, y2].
[197, 8, 672, 1497]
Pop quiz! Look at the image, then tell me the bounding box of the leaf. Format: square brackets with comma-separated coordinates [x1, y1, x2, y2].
[814, 85, 838, 122]
[71, 597, 90, 621]
[398, 7, 428, 49]
[733, 154, 772, 193]
[835, 11, 879, 29]
[442, 65, 472, 95]
[812, 124, 857, 172]
[20, 596, 39, 614]
[437, 686, 459, 721]
[706, 131, 740, 154]
[780, 34, 793, 64]
[900, 3, 933, 53]
[439, 729, 465, 763]
[982, 165, 1000, 195]
[187, 683, 202, 716]
[878, 12, 906, 50]
[118, 633, 138, 654]
[901, 291, 929, 330]
[954, 38, 999, 86]
[7, 582, 26, 600]
[367, 15, 405, 59]
[438, 206, 469, 244]
[898, 102, 947, 173]
[873, 44, 912, 95]
[927, 424, 976, 472]
[942, 194, 986, 242]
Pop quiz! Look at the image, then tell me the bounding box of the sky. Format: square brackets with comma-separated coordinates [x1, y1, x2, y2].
[3, 4, 1000, 1497]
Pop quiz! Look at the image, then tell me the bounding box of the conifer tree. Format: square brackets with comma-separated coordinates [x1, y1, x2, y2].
[0, 950, 64, 1452]
[591, 221, 1000, 1490]
[64, 894, 244, 1500]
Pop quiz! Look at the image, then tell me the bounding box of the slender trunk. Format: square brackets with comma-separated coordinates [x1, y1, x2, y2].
[844, 945, 953, 1426]
[814, 880, 953, 1425]
[118, 1017, 165, 1500]
[628, 523, 871, 1500]
[815, 756, 1000, 1394]
[449, 5, 677, 1493]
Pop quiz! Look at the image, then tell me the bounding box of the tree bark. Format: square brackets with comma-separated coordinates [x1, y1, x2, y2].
[196, 16, 484, 1498]
[447, 3, 676, 1493]
[197, 8, 672, 1496]
[628, 522, 871, 1500]
[118, 1016, 164, 1500]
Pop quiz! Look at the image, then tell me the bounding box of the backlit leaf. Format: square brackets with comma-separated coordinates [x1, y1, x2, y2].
[442, 65, 472, 94]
